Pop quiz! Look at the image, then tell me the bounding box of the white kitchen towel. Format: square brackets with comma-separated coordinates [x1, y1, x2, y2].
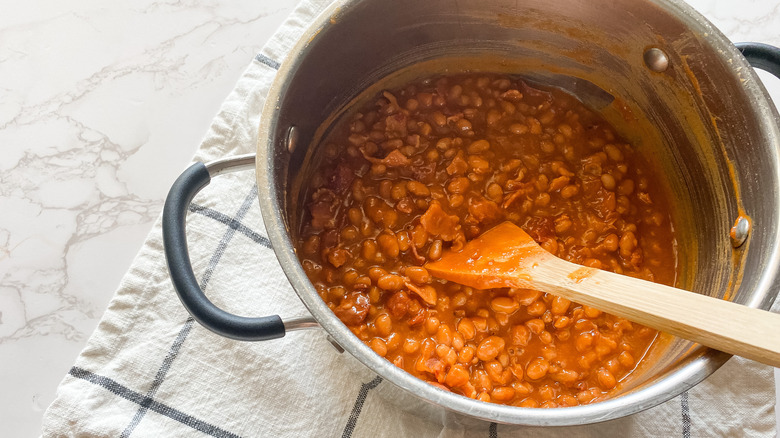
[41, 0, 777, 436]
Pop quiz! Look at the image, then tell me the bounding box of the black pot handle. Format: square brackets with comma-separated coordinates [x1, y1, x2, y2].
[162, 154, 318, 341]
[736, 42, 780, 79]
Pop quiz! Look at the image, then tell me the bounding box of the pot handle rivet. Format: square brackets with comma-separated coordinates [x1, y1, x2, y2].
[644, 48, 670, 72]
[730, 215, 751, 248]
[286, 125, 299, 153]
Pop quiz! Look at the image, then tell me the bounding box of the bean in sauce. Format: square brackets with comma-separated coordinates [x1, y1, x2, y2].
[297, 73, 677, 407]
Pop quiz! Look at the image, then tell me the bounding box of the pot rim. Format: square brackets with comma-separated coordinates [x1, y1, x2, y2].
[256, 0, 780, 426]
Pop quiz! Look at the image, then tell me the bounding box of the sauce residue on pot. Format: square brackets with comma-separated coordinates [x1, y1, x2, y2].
[295, 73, 679, 408]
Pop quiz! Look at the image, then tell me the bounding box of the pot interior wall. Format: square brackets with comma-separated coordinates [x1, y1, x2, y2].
[265, 0, 780, 416]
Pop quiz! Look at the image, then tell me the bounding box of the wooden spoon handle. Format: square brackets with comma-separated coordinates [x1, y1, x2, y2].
[536, 256, 780, 367]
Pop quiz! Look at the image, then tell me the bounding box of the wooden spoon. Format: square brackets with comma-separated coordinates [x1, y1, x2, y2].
[425, 221, 780, 367]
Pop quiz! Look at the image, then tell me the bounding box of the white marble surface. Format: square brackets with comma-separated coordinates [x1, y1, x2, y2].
[1, 0, 779, 436]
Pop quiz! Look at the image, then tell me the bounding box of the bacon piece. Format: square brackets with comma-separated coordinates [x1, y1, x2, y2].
[326, 248, 350, 268]
[502, 179, 536, 210]
[420, 202, 461, 242]
[384, 112, 408, 138]
[308, 188, 338, 231]
[409, 242, 426, 264]
[408, 307, 427, 326]
[446, 153, 468, 176]
[519, 79, 553, 102]
[404, 280, 437, 306]
[522, 216, 556, 242]
[500, 89, 523, 101]
[588, 188, 616, 219]
[361, 148, 411, 167]
[412, 161, 436, 183]
[327, 163, 355, 194]
[386, 291, 411, 319]
[333, 292, 369, 325]
[467, 196, 502, 224]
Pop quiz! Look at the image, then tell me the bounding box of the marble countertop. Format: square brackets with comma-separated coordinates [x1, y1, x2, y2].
[2, 0, 779, 435]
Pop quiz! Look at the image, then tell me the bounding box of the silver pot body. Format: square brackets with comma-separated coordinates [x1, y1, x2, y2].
[256, 0, 780, 426]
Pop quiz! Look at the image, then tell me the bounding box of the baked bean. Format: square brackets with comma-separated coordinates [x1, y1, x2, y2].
[552, 369, 579, 384]
[619, 231, 638, 257]
[486, 183, 503, 202]
[512, 289, 542, 306]
[509, 325, 531, 346]
[519, 398, 539, 408]
[606, 357, 622, 374]
[468, 139, 491, 154]
[575, 332, 594, 352]
[452, 333, 465, 351]
[535, 192, 551, 207]
[597, 368, 617, 389]
[485, 360, 505, 382]
[604, 144, 624, 162]
[432, 111, 447, 127]
[362, 239, 379, 261]
[602, 233, 619, 252]
[425, 315, 441, 335]
[457, 318, 477, 340]
[377, 233, 400, 258]
[618, 179, 635, 196]
[386, 332, 401, 352]
[527, 300, 547, 316]
[559, 395, 579, 407]
[403, 338, 420, 354]
[411, 224, 429, 248]
[553, 316, 571, 329]
[299, 73, 677, 408]
[600, 173, 616, 191]
[406, 266, 431, 284]
[477, 336, 506, 361]
[375, 313, 392, 337]
[468, 155, 490, 173]
[367, 267, 387, 282]
[377, 274, 403, 291]
[340, 226, 359, 241]
[447, 177, 470, 194]
[456, 118, 473, 132]
[445, 364, 470, 387]
[551, 296, 571, 315]
[436, 324, 454, 346]
[491, 386, 516, 402]
[429, 240, 443, 260]
[596, 336, 618, 358]
[584, 306, 602, 318]
[490, 297, 519, 314]
[554, 215, 572, 234]
[526, 358, 550, 380]
[560, 184, 580, 199]
[472, 316, 488, 332]
[391, 182, 407, 200]
[370, 338, 388, 357]
[407, 180, 430, 197]
[458, 345, 476, 364]
[618, 351, 635, 368]
[449, 194, 465, 208]
[525, 318, 545, 335]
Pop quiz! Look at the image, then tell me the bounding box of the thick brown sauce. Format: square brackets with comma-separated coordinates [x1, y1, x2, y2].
[296, 73, 678, 408]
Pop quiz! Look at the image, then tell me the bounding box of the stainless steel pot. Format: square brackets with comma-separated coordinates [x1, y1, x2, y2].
[163, 0, 780, 426]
